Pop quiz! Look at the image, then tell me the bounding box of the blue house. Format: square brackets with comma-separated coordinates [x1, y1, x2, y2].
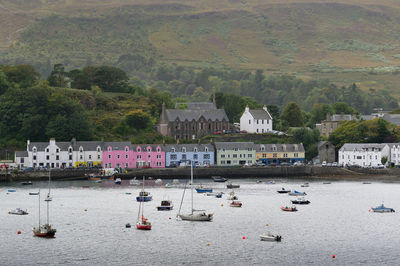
[164, 144, 215, 167]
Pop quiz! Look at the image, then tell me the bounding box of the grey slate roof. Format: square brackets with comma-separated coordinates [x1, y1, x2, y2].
[76, 141, 103, 151]
[164, 144, 214, 152]
[15, 151, 28, 157]
[131, 144, 164, 152]
[165, 109, 229, 122]
[249, 109, 272, 120]
[339, 143, 388, 152]
[383, 114, 400, 126]
[28, 141, 72, 151]
[255, 144, 305, 153]
[215, 142, 254, 150]
[317, 141, 334, 150]
[175, 102, 216, 110]
[330, 114, 354, 121]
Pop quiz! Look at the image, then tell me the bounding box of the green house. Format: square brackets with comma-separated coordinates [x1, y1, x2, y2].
[215, 142, 256, 166]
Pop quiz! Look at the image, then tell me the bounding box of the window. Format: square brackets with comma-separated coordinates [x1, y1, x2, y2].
[126, 154, 129, 159]
[108, 154, 111, 159]
[257, 129, 259, 133]
[182, 147, 186, 153]
[56, 149, 59, 153]
[108, 147, 111, 152]
[98, 155, 101, 160]
[261, 146, 265, 151]
[157, 155, 161, 159]
[97, 147, 101, 152]
[203, 154, 210, 159]
[80, 155, 83, 160]
[33, 147, 37, 153]
[117, 155, 120, 159]
[21, 158, 25, 163]
[137, 155, 142, 159]
[234, 148, 238, 151]
[69, 155, 72, 160]
[69, 148, 72, 153]
[147, 148, 151, 152]
[262, 153, 266, 158]
[248, 148, 252, 151]
[205, 147, 208, 152]
[171, 154, 177, 160]
[80, 147, 83, 152]
[294, 153, 298, 157]
[262, 120, 264, 124]
[125, 147, 129, 152]
[257, 120, 259, 124]
[148, 155, 151, 159]
[248, 154, 252, 158]
[56, 155, 59, 160]
[182, 154, 187, 160]
[89, 155, 92, 159]
[46, 148, 49, 152]
[221, 154, 225, 158]
[273, 153, 277, 158]
[248, 160, 252, 163]
[125, 163, 129, 168]
[194, 154, 198, 160]
[171, 148, 175, 152]
[233, 154, 237, 158]
[33, 155, 37, 160]
[249, 120, 251, 124]
[46, 155, 49, 160]
[221, 160, 226, 164]
[357, 156, 362, 159]
[194, 148, 198, 152]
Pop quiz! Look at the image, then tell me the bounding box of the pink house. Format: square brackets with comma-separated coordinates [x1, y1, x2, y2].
[102, 142, 134, 169]
[132, 144, 165, 168]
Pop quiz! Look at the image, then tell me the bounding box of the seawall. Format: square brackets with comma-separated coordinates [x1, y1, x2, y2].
[0, 169, 99, 182]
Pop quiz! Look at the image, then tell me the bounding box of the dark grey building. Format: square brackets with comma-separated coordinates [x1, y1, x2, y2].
[317, 141, 336, 163]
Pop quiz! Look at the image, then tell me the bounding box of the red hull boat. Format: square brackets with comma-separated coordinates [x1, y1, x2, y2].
[281, 206, 297, 212]
[33, 230, 56, 238]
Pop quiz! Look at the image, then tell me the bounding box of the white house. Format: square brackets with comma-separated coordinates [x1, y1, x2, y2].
[389, 143, 400, 166]
[14, 151, 28, 169]
[240, 105, 273, 133]
[338, 143, 390, 167]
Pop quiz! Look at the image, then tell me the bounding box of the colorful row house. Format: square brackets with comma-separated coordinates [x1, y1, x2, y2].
[164, 144, 215, 167]
[131, 145, 165, 168]
[102, 142, 133, 169]
[255, 144, 305, 165]
[215, 142, 256, 166]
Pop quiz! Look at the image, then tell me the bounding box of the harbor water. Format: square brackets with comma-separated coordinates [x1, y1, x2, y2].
[1, 178, 400, 265]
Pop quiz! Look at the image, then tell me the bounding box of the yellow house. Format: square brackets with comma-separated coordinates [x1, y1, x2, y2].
[255, 144, 305, 165]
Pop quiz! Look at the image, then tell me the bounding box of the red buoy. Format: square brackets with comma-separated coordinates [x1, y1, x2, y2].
[332, 255, 336, 258]
[242, 236, 246, 239]
[17, 230, 21, 235]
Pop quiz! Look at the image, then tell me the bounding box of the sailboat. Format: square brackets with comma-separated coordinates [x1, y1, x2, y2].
[177, 161, 213, 222]
[136, 176, 152, 230]
[44, 170, 52, 202]
[32, 189, 56, 238]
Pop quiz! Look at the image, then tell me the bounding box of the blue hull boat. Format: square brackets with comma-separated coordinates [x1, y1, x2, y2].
[196, 188, 213, 193]
[371, 204, 395, 213]
[8, 189, 16, 192]
[157, 206, 173, 211]
[136, 196, 152, 202]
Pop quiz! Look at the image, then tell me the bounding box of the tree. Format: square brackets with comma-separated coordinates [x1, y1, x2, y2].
[1, 64, 40, 88]
[92, 66, 128, 92]
[125, 109, 153, 131]
[381, 156, 388, 166]
[48, 64, 68, 87]
[0, 70, 10, 95]
[281, 102, 303, 127]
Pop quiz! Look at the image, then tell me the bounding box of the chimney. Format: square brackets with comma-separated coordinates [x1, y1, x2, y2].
[263, 104, 268, 112]
[212, 93, 216, 108]
[245, 104, 249, 112]
[27, 140, 30, 151]
[326, 113, 331, 121]
[50, 138, 56, 145]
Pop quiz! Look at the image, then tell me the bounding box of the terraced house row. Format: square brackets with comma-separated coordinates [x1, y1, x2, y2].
[14, 139, 305, 169]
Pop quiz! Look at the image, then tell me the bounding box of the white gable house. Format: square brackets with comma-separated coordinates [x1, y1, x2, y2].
[389, 143, 400, 166]
[240, 105, 273, 133]
[338, 143, 390, 167]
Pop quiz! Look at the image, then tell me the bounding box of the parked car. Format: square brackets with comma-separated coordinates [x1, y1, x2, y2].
[280, 162, 291, 166]
[321, 161, 327, 167]
[213, 131, 222, 135]
[240, 130, 247, 133]
[293, 161, 304, 166]
[256, 161, 265, 167]
[332, 162, 338, 167]
[22, 167, 34, 172]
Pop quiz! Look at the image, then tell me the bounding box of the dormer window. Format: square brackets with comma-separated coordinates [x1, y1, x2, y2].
[108, 147, 112, 152]
[33, 147, 37, 153]
[69, 147, 72, 153]
[147, 148, 151, 152]
[171, 148, 175, 153]
[194, 148, 198, 152]
[182, 147, 186, 153]
[79, 147, 83, 152]
[205, 147, 208, 152]
[97, 147, 101, 152]
[157, 148, 160, 152]
[137, 148, 141, 152]
[125, 147, 129, 152]
[261, 146, 265, 151]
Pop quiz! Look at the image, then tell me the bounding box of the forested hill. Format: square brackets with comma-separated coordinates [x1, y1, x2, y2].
[1, 0, 400, 99]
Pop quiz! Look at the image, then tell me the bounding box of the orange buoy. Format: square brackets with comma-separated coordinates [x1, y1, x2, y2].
[332, 255, 336, 258]
[207, 242, 210, 246]
[266, 224, 269, 226]
[17, 230, 21, 234]
[84, 209, 87, 212]
[221, 204, 224, 207]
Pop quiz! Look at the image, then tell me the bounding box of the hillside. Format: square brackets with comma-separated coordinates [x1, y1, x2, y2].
[1, 0, 400, 97]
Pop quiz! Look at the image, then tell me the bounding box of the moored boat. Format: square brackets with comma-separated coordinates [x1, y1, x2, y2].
[29, 192, 39, 195]
[136, 191, 152, 202]
[260, 233, 282, 242]
[32, 189, 56, 238]
[21, 181, 33, 185]
[371, 204, 395, 213]
[9, 208, 28, 215]
[277, 188, 291, 194]
[195, 186, 213, 193]
[281, 206, 298, 212]
[157, 200, 173, 211]
[215, 192, 223, 198]
[291, 197, 310, 205]
[7, 189, 16, 192]
[226, 182, 240, 189]
[212, 176, 228, 182]
[227, 190, 238, 200]
[115, 178, 122, 185]
[230, 200, 242, 207]
[136, 177, 152, 230]
[301, 182, 309, 187]
[288, 190, 306, 196]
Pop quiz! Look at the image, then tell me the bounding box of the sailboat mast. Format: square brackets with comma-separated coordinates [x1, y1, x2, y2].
[48, 169, 51, 195]
[191, 160, 193, 214]
[141, 176, 145, 218]
[38, 189, 41, 228]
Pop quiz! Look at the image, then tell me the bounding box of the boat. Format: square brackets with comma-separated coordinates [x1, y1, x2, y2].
[95, 180, 102, 183]
[8, 208, 28, 215]
[363, 182, 371, 184]
[288, 190, 307, 196]
[157, 200, 174, 211]
[155, 179, 162, 184]
[21, 181, 33, 185]
[371, 204, 395, 213]
[323, 182, 331, 184]
[281, 206, 298, 212]
[136, 177, 152, 230]
[195, 186, 213, 193]
[301, 182, 309, 187]
[230, 200, 242, 207]
[7, 189, 16, 192]
[206, 192, 216, 196]
[260, 233, 282, 242]
[29, 192, 39, 195]
[88, 174, 101, 181]
[212, 176, 228, 182]
[226, 182, 240, 189]
[215, 192, 223, 198]
[277, 188, 291, 194]
[130, 177, 140, 186]
[177, 161, 213, 222]
[115, 178, 122, 185]
[32, 190, 56, 238]
[227, 190, 238, 200]
[291, 197, 310, 205]
[266, 181, 275, 184]
[136, 191, 152, 202]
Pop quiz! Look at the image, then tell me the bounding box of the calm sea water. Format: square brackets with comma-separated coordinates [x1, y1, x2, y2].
[1, 178, 400, 265]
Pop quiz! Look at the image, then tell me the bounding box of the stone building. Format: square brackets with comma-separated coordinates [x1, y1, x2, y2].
[317, 141, 336, 163]
[156, 102, 229, 140]
[316, 113, 357, 138]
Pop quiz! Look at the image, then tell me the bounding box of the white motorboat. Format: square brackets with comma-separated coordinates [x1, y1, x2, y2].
[260, 233, 282, 242]
[301, 182, 309, 187]
[288, 190, 307, 196]
[9, 208, 28, 215]
[115, 178, 122, 185]
[227, 190, 238, 200]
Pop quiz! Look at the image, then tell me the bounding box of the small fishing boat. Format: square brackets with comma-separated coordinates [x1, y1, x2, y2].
[301, 182, 309, 187]
[95, 180, 102, 183]
[155, 179, 162, 184]
[281, 206, 298, 212]
[130, 177, 140, 186]
[33, 190, 56, 238]
[277, 188, 291, 194]
[363, 182, 371, 184]
[195, 186, 213, 193]
[227, 190, 238, 200]
[215, 192, 223, 198]
[291, 197, 310, 205]
[371, 204, 395, 213]
[88, 174, 101, 181]
[21, 181, 33, 185]
[136, 191, 152, 202]
[226, 182, 240, 189]
[115, 178, 122, 185]
[212, 176, 228, 182]
[29, 192, 39, 195]
[125, 192, 132, 195]
[206, 192, 216, 196]
[323, 182, 331, 184]
[7, 189, 16, 192]
[9, 208, 28, 215]
[288, 190, 306, 196]
[230, 200, 242, 207]
[157, 200, 173, 211]
[260, 233, 282, 242]
[266, 181, 275, 184]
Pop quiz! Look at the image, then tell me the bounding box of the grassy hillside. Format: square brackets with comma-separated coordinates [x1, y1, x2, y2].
[1, 0, 400, 97]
